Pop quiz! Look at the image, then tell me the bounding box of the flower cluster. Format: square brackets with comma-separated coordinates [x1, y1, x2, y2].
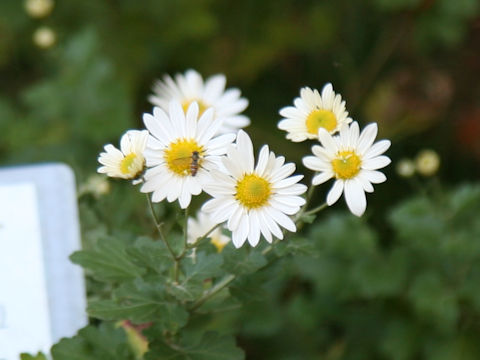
[97, 71, 391, 248]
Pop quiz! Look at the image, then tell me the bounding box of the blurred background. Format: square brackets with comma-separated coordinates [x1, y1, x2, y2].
[2, 0, 480, 359]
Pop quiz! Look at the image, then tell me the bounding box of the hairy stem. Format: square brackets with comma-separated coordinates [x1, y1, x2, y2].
[189, 274, 236, 312]
[146, 194, 177, 260]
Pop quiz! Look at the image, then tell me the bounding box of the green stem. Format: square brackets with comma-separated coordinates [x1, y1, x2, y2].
[189, 274, 236, 312]
[303, 202, 328, 217]
[188, 223, 221, 249]
[183, 206, 189, 252]
[146, 194, 177, 260]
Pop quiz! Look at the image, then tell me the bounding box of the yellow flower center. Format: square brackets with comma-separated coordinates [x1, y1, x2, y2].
[211, 236, 228, 253]
[306, 109, 337, 135]
[164, 139, 203, 176]
[182, 99, 210, 118]
[120, 153, 144, 178]
[332, 151, 362, 180]
[236, 174, 272, 209]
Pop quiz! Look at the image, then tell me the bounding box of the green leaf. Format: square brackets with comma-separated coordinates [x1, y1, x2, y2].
[71, 236, 145, 283]
[168, 252, 223, 301]
[407, 272, 459, 330]
[127, 236, 174, 275]
[51, 323, 135, 360]
[274, 235, 315, 257]
[222, 246, 267, 276]
[146, 332, 244, 360]
[88, 279, 188, 332]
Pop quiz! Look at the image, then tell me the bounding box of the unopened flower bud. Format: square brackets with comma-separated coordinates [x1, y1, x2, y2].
[415, 149, 440, 176]
[396, 158, 415, 178]
[33, 26, 56, 49]
[24, 0, 54, 18]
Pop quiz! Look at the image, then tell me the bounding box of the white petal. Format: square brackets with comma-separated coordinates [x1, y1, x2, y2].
[362, 155, 391, 170]
[364, 140, 391, 160]
[259, 208, 283, 240]
[232, 214, 249, 248]
[357, 123, 378, 155]
[356, 172, 374, 193]
[303, 156, 331, 172]
[312, 145, 333, 161]
[185, 101, 199, 138]
[344, 179, 366, 217]
[247, 212, 261, 247]
[255, 145, 270, 176]
[273, 174, 304, 189]
[266, 207, 296, 232]
[270, 163, 296, 183]
[227, 204, 244, 231]
[178, 188, 192, 209]
[276, 183, 308, 196]
[327, 179, 344, 205]
[348, 122, 360, 148]
[318, 128, 338, 153]
[312, 171, 334, 186]
[361, 169, 387, 184]
[203, 74, 226, 103]
[169, 100, 186, 136]
[255, 210, 273, 243]
[236, 130, 254, 172]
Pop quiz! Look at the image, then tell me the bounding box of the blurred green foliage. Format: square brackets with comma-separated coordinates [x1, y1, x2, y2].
[2, 0, 480, 358]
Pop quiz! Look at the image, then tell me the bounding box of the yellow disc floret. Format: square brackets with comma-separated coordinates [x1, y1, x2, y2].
[332, 150, 361, 180]
[306, 109, 337, 135]
[182, 99, 210, 118]
[165, 139, 203, 176]
[119, 153, 144, 179]
[211, 236, 228, 253]
[236, 174, 272, 209]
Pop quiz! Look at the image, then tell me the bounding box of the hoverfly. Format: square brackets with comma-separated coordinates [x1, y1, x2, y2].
[171, 151, 202, 177]
[190, 151, 200, 177]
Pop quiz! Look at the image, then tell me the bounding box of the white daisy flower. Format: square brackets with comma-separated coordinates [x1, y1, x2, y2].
[140, 100, 236, 209]
[97, 130, 148, 180]
[188, 210, 230, 252]
[278, 84, 352, 142]
[202, 130, 308, 248]
[149, 69, 250, 135]
[303, 122, 391, 217]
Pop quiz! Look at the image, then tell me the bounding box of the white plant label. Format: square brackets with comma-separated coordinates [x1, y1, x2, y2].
[0, 183, 52, 359]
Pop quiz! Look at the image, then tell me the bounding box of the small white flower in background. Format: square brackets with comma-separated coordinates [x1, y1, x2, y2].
[149, 69, 250, 135]
[396, 158, 415, 178]
[97, 130, 148, 181]
[24, 0, 54, 18]
[78, 174, 111, 198]
[415, 149, 440, 176]
[188, 210, 230, 252]
[202, 130, 307, 248]
[141, 101, 236, 209]
[303, 122, 391, 217]
[33, 27, 56, 49]
[278, 84, 352, 142]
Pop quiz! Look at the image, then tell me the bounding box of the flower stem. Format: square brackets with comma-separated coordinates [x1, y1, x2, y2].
[189, 274, 236, 312]
[303, 202, 328, 217]
[183, 206, 189, 252]
[146, 194, 177, 260]
[188, 223, 221, 249]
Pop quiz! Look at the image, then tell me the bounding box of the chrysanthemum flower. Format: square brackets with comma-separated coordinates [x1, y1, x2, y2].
[149, 69, 250, 135]
[278, 84, 352, 142]
[202, 130, 307, 248]
[97, 130, 148, 180]
[141, 100, 236, 209]
[303, 122, 391, 217]
[188, 210, 230, 252]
